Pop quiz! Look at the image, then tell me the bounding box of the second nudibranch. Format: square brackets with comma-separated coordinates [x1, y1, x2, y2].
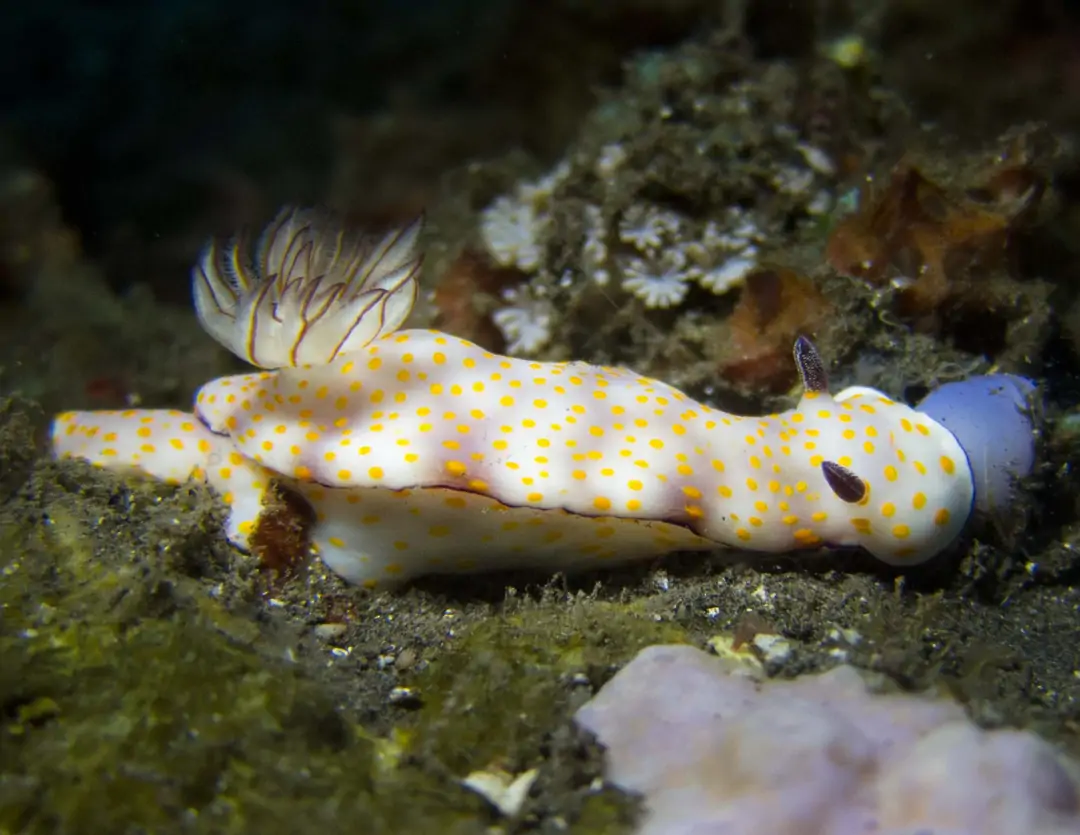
[52, 208, 982, 588]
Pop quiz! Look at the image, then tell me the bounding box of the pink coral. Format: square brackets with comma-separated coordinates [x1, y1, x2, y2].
[575, 644, 1080, 835]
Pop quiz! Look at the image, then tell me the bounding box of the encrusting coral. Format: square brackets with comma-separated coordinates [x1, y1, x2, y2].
[576, 643, 1080, 835]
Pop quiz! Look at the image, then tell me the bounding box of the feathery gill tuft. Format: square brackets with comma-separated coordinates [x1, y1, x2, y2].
[193, 206, 422, 368]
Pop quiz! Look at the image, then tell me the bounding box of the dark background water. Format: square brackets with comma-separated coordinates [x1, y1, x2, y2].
[2, 0, 1077, 301]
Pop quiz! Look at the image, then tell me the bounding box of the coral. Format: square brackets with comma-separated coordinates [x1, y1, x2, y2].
[425, 26, 884, 412]
[491, 284, 555, 354]
[576, 643, 1080, 835]
[431, 250, 524, 351]
[825, 127, 1060, 361]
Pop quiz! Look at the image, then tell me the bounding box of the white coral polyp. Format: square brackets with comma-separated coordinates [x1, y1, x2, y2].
[492, 287, 553, 355]
[621, 255, 691, 309]
[480, 195, 544, 272]
[693, 250, 758, 294]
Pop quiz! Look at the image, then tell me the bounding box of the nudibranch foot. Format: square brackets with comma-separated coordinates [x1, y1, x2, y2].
[298, 483, 713, 589]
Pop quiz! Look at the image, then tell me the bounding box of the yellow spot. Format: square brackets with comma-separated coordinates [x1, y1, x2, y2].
[851, 518, 871, 533]
[337, 469, 353, 480]
[446, 460, 467, 477]
[881, 502, 896, 518]
[934, 508, 951, 526]
[433, 352, 446, 364]
[626, 498, 642, 511]
[429, 525, 452, 537]
[892, 524, 910, 539]
[940, 455, 955, 475]
[649, 439, 664, 450]
[746, 478, 758, 491]
[711, 459, 725, 472]
[916, 424, 930, 436]
[368, 466, 384, 479]
[628, 479, 643, 491]
[736, 528, 751, 541]
[912, 492, 927, 510]
[593, 496, 612, 511]
[884, 465, 898, 482]
[842, 429, 856, 440]
[718, 486, 732, 498]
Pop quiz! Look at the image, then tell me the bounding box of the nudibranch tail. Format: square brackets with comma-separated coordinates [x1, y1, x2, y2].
[51, 408, 271, 549]
[194, 207, 423, 369]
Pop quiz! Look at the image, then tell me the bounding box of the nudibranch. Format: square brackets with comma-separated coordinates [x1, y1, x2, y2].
[51, 208, 1038, 589]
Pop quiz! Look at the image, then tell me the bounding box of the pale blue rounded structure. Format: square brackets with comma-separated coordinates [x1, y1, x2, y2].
[917, 374, 1038, 517]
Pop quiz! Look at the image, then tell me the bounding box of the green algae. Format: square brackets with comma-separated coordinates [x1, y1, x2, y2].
[406, 598, 688, 777]
[0, 509, 492, 835]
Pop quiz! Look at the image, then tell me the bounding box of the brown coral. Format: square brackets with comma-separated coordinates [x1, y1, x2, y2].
[431, 249, 524, 352]
[718, 266, 834, 394]
[825, 157, 1043, 334]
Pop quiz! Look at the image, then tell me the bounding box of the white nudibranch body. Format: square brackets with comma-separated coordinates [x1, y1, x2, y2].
[52, 209, 976, 589]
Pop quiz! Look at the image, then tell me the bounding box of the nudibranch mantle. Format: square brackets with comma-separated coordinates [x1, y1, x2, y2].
[51, 208, 977, 589]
